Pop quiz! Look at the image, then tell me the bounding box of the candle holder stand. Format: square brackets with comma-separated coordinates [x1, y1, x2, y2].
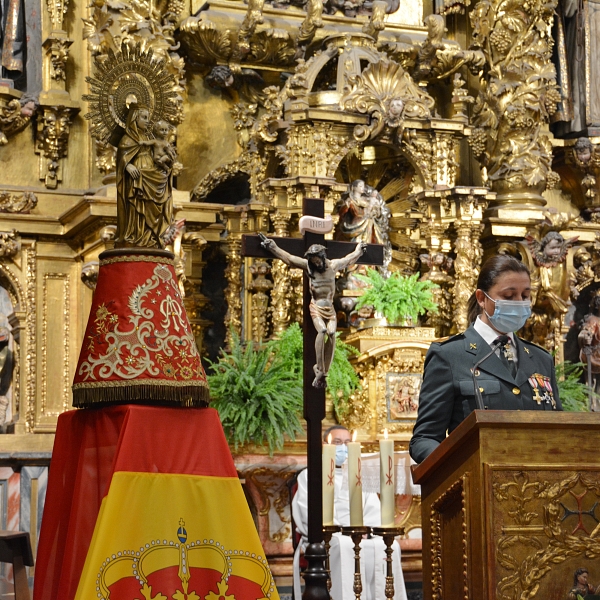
[340, 525, 371, 600]
[371, 526, 405, 600]
[322, 525, 340, 593]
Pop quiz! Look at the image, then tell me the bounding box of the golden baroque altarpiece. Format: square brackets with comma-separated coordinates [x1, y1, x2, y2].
[2, 0, 600, 583]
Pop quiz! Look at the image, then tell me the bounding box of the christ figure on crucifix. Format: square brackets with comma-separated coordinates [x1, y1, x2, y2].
[259, 233, 367, 388]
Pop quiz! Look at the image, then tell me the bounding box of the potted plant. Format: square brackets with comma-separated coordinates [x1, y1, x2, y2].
[207, 329, 304, 455]
[208, 324, 361, 454]
[354, 268, 439, 326]
[554, 360, 596, 412]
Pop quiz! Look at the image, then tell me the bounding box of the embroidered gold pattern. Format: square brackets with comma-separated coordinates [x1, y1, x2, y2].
[76, 264, 201, 383]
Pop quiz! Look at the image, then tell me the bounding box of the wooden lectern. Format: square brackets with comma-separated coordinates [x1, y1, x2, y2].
[411, 411, 600, 600]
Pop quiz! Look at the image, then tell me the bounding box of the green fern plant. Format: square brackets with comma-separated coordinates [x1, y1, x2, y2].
[208, 324, 362, 452]
[327, 336, 361, 418]
[267, 323, 361, 417]
[207, 330, 304, 455]
[354, 269, 439, 325]
[555, 360, 594, 412]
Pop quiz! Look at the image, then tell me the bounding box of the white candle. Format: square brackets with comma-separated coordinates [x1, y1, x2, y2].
[347, 431, 363, 527]
[322, 434, 336, 526]
[379, 429, 395, 527]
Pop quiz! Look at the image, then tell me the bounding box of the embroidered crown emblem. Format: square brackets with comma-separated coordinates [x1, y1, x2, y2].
[96, 520, 275, 600]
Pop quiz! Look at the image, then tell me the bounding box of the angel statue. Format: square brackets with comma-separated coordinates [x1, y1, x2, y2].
[84, 44, 182, 249]
[335, 179, 392, 271]
[521, 231, 578, 346]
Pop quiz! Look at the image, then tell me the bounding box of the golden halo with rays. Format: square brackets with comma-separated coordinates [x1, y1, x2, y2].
[83, 43, 180, 145]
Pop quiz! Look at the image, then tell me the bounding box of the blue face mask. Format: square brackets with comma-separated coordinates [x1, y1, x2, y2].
[484, 292, 531, 333]
[335, 445, 348, 467]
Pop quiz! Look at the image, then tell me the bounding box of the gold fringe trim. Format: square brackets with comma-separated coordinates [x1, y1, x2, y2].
[72, 382, 210, 408]
[99, 255, 175, 267]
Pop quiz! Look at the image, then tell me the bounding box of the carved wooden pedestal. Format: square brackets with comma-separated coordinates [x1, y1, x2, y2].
[412, 411, 600, 600]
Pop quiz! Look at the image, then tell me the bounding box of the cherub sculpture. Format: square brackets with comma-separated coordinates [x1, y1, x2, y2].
[340, 58, 435, 142]
[259, 234, 366, 388]
[573, 137, 594, 167]
[571, 137, 600, 211]
[522, 231, 578, 346]
[526, 231, 575, 268]
[335, 180, 392, 271]
[205, 65, 265, 105]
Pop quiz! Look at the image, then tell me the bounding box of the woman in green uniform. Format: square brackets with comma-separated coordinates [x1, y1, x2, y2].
[409, 255, 562, 464]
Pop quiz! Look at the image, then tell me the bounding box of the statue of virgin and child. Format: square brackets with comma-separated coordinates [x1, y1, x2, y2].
[115, 102, 180, 249]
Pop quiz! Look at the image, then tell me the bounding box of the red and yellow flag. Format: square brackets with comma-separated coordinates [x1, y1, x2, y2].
[34, 406, 279, 600]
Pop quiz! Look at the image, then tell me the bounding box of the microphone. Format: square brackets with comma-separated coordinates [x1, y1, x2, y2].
[472, 336, 509, 410]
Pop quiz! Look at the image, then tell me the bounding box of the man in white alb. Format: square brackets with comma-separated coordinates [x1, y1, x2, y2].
[292, 425, 407, 600]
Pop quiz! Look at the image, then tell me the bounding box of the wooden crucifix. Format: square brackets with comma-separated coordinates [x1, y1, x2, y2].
[242, 197, 383, 600]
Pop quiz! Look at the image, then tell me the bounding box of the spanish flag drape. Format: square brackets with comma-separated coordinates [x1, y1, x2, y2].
[33, 405, 279, 600]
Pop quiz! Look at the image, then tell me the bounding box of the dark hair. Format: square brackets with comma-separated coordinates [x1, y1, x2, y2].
[466, 255, 530, 324]
[575, 137, 593, 152]
[322, 425, 348, 442]
[540, 231, 564, 250]
[205, 65, 234, 89]
[574, 568, 588, 586]
[305, 244, 327, 276]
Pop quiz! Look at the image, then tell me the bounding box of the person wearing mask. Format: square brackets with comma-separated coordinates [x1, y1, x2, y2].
[292, 425, 407, 600]
[410, 255, 562, 464]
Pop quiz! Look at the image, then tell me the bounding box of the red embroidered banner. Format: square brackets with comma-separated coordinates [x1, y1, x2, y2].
[72, 249, 209, 407]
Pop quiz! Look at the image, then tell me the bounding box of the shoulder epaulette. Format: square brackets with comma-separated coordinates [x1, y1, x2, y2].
[436, 332, 464, 345]
[520, 337, 551, 355]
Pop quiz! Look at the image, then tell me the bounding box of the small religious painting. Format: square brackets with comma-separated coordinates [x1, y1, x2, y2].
[386, 372, 422, 421]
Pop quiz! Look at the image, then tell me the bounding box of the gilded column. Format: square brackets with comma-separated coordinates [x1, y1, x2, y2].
[270, 212, 292, 335]
[419, 253, 453, 338]
[453, 223, 476, 333]
[289, 267, 303, 326]
[452, 191, 489, 332]
[415, 191, 455, 335]
[248, 260, 273, 343]
[179, 233, 212, 355]
[224, 237, 243, 345]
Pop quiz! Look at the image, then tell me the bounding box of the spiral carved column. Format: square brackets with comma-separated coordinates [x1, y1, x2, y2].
[452, 192, 487, 332]
[248, 260, 273, 343]
[224, 236, 243, 345]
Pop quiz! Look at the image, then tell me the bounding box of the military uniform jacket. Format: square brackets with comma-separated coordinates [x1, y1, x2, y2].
[409, 325, 562, 464]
